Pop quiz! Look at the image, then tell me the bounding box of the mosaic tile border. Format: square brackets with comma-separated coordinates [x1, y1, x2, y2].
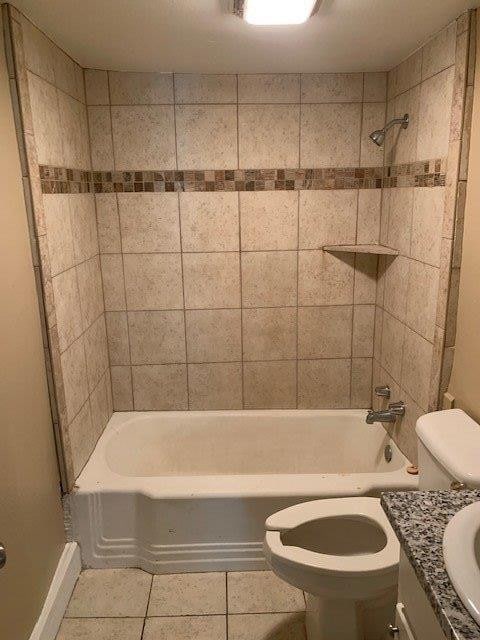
[39, 159, 446, 194]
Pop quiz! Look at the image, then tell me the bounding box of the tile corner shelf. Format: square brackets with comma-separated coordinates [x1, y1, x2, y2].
[322, 244, 399, 256]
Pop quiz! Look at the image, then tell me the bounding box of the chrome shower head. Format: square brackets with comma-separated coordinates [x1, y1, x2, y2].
[369, 113, 409, 147]
[370, 129, 385, 146]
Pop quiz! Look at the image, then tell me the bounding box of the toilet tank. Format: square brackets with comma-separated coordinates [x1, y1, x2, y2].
[416, 409, 480, 490]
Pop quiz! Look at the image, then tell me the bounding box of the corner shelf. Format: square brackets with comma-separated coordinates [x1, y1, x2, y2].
[322, 244, 399, 256]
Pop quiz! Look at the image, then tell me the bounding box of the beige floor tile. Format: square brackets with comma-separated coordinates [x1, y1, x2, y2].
[65, 569, 151, 618]
[56, 617, 144, 640]
[148, 572, 226, 616]
[227, 571, 305, 614]
[143, 615, 226, 640]
[228, 612, 305, 640]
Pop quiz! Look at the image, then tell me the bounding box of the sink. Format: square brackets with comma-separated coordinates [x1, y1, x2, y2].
[443, 501, 480, 626]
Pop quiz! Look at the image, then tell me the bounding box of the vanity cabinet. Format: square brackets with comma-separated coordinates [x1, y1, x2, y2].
[392, 550, 446, 640]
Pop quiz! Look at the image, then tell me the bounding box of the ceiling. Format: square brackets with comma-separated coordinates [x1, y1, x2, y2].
[10, 0, 478, 73]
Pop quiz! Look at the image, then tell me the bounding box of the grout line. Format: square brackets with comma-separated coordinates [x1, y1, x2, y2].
[177, 191, 190, 409]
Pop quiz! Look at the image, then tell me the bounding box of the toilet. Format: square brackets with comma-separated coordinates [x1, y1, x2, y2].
[264, 497, 398, 640]
[264, 409, 480, 640]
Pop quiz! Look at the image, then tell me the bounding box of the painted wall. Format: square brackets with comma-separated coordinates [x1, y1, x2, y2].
[0, 9, 65, 639]
[448, 10, 480, 420]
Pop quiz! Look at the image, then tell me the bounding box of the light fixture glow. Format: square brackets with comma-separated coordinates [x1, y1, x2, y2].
[244, 0, 317, 25]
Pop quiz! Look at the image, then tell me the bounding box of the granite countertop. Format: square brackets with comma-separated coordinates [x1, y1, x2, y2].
[381, 490, 480, 640]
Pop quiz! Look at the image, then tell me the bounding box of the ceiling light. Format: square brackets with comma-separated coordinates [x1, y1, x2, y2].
[242, 0, 318, 25]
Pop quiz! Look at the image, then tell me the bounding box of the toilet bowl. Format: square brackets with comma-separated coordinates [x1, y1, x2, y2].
[264, 497, 399, 640]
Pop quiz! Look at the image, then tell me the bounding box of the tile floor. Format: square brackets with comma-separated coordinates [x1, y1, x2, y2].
[56, 569, 306, 640]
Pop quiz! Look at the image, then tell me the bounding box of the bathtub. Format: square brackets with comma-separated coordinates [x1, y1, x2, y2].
[71, 410, 417, 573]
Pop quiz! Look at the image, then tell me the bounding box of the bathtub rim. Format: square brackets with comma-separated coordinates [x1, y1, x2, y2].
[73, 409, 418, 498]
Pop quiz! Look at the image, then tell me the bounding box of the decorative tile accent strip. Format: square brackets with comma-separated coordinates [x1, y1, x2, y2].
[39, 159, 446, 194]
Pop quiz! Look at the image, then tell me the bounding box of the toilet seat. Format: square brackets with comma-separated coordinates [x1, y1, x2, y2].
[265, 497, 399, 579]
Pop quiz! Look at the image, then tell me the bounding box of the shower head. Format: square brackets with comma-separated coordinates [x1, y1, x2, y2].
[370, 129, 385, 146]
[369, 113, 409, 147]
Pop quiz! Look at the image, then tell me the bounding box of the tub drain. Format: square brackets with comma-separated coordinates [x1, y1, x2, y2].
[384, 444, 392, 463]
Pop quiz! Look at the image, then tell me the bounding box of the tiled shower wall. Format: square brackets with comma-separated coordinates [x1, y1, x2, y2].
[84, 70, 387, 412]
[373, 13, 475, 462]
[5, 6, 112, 488]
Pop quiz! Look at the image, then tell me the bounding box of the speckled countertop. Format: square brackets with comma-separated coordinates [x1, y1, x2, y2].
[381, 490, 480, 640]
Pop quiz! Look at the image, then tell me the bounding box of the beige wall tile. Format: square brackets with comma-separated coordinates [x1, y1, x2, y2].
[43, 194, 75, 276]
[301, 73, 363, 103]
[61, 336, 89, 422]
[21, 17, 55, 83]
[58, 91, 90, 169]
[360, 103, 385, 167]
[401, 327, 433, 410]
[183, 252, 240, 309]
[386, 187, 414, 256]
[89, 371, 112, 441]
[352, 305, 375, 357]
[124, 253, 183, 310]
[300, 103, 361, 167]
[383, 255, 410, 323]
[128, 310, 186, 364]
[105, 311, 130, 365]
[85, 69, 109, 105]
[88, 106, 114, 170]
[188, 363, 242, 410]
[242, 251, 296, 308]
[405, 261, 439, 342]
[238, 74, 300, 103]
[351, 358, 373, 408]
[373, 307, 383, 361]
[417, 67, 455, 161]
[132, 364, 188, 410]
[101, 254, 126, 311]
[411, 187, 444, 267]
[354, 254, 378, 304]
[299, 190, 357, 249]
[422, 22, 456, 80]
[68, 400, 95, 479]
[185, 309, 241, 362]
[52, 267, 83, 352]
[357, 189, 381, 244]
[96, 194, 121, 253]
[84, 315, 109, 392]
[239, 105, 299, 168]
[27, 72, 63, 166]
[174, 74, 237, 103]
[298, 306, 352, 359]
[176, 105, 237, 170]
[70, 194, 99, 263]
[119, 193, 180, 252]
[244, 361, 296, 409]
[364, 72, 387, 102]
[111, 365, 133, 410]
[242, 307, 296, 361]
[385, 86, 420, 165]
[77, 255, 104, 329]
[109, 71, 174, 104]
[240, 191, 298, 250]
[298, 359, 351, 409]
[53, 47, 83, 101]
[380, 311, 405, 381]
[389, 50, 422, 99]
[180, 192, 239, 252]
[298, 250, 354, 306]
[112, 105, 176, 170]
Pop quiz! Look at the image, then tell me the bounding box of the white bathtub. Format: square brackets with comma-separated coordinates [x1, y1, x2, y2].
[71, 410, 417, 573]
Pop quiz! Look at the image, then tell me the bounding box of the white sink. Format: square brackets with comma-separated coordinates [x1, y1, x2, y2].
[443, 501, 480, 626]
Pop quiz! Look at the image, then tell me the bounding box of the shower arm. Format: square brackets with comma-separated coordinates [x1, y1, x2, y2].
[383, 114, 409, 133]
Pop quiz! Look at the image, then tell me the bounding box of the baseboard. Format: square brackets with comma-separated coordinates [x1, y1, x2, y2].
[29, 542, 81, 640]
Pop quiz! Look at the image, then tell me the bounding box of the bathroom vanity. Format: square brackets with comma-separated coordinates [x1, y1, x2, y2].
[382, 490, 480, 640]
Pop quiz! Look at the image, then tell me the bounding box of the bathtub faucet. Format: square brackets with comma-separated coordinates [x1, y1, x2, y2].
[366, 401, 405, 424]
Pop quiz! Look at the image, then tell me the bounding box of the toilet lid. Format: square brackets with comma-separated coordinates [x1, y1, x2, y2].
[265, 497, 399, 576]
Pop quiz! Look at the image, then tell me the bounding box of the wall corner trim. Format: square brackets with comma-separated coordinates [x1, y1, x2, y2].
[28, 542, 81, 640]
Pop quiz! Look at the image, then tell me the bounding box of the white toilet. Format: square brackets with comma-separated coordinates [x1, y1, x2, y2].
[264, 409, 480, 640]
